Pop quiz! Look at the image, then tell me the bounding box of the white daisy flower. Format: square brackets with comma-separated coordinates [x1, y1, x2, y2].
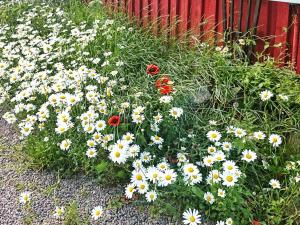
[204, 192, 215, 204]
[146, 166, 160, 183]
[60, 139, 71, 151]
[221, 172, 238, 187]
[157, 161, 170, 171]
[221, 142, 232, 151]
[109, 148, 128, 164]
[95, 120, 106, 131]
[253, 131, 266, 140]
[128, 144, 140, 158]
[131, 170, 146, 184]
[159, 95, 173, 103]
[125, 183, 136, 199]
[159, 169, 177, 186]
[226, 218, 233, 225]
[260, 90, 273, 101]
[207, 130, 222, 142]
[203, 156, 215, 167]
[213, 151, 226, 162]
[234, 128, 247, 138]
[241, 150, 257, 162]
[53, 206, 64, 219]
[207, 146, 217, 154]
[153, 113, 163, 123]
[137, 181, 149, 194]
[19, 191, 31, 204]
[268, 134, 282, 147]
[151, 135, 164, 145]
[169, 107, 183, 119]
[208, 170, 221, 184]
[145, 190, 157, 202]
[122, 132, 135, 144]
[91, 206, 103, 220]
[278, 94, 289, 101]
[217, 188, 226, 198]
[86, 148, 97, 158]
[269, 179, 281, 189]
[222, 160, 238, 172]
[182, 208, 201, 225]
[183, 163, 199, 177]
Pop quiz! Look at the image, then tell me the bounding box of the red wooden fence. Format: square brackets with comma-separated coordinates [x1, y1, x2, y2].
[102, 0, 300, 74]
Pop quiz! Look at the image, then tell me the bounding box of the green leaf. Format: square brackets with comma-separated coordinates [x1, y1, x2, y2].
[191, 186, 204, 198]
[95, 161, 109, 174]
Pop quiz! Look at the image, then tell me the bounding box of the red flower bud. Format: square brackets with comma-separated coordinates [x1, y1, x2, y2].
[146, 64, 160, 76]
[159, 85, 173, 95]
[108, 115, 121, 126]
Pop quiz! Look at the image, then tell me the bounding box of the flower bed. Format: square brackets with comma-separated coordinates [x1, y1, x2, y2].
[0, 0, 300, 224]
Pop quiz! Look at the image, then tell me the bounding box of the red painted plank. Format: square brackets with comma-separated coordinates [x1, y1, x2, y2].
[177, 0, 189, 38]
[272, 2, 290, 64]
[190, 0, 201, 38]
[295, 6, 300, 73]
[203, 0, 217, 42]
[134, 0, 141, 25]
[290, 7, 300, 66]
[169, 0, 178, 37]
[128, 0, 133, 18]
[255, 0, 269, 54]
[160, 0, 169, 35]
[297, 36, 300, 73]
[150, 0, 159, 35]
[216, 0, 223, 43]
[142, 0, 149, 27]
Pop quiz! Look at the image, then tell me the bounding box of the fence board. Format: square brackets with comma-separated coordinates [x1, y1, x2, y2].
[190, 0, 202, 38]
[142, 0, 149, 27]
[169, 0, 178, 37]
[178, 0, 189, 38]
[160, 0, 169, 34]
[103, 0, 300, 74]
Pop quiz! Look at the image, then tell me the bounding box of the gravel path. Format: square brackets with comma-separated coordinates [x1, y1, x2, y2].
[0, 110, 176, 225]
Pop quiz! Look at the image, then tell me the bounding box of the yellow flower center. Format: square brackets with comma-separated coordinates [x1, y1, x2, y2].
[115, 152, 121, 158]
[136, 174, 142, 180]
[165, 175, 172, 180]
[213, 173, 219, 179]
[188, 167, 194, 173]
[226, 176, 233, 182]
[189, 216, 196, 222]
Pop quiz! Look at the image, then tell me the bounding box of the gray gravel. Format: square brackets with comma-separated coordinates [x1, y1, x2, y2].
[0, 110, 177, 225]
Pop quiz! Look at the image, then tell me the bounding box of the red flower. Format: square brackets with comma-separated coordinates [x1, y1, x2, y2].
[146, 64, 160, 76]
[108, 115, 121, 126]
[155, 75, 171, 88]
[253, 220, 260, 225]
[159, 85, 173, 95]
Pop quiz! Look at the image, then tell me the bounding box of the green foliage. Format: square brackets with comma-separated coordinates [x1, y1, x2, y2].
[0, 1, 299, 224]
[63, 201, 89, 225]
